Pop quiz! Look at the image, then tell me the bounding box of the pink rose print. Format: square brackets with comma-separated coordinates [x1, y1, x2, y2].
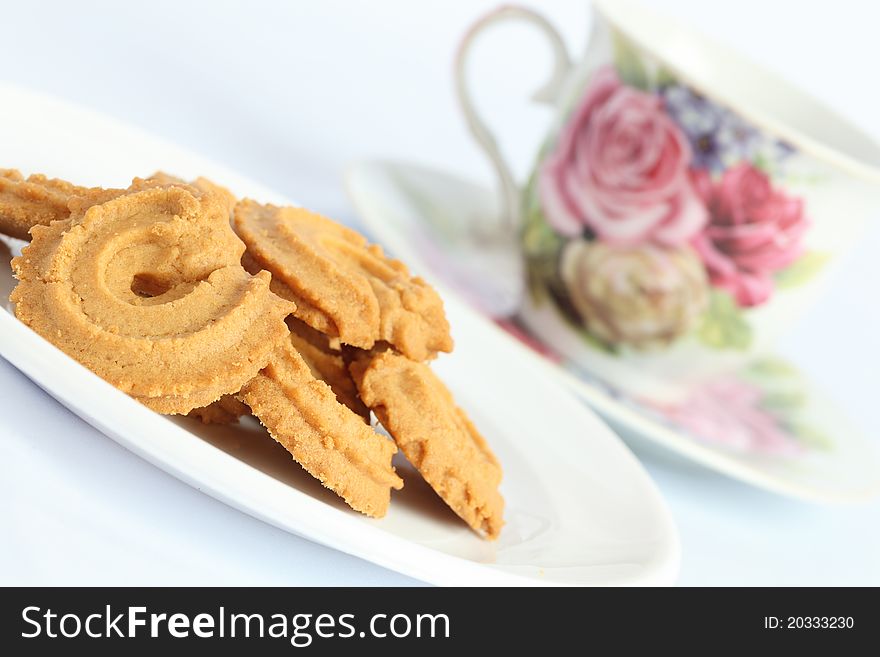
[693, 163, 809, 307]
[654, 378, 801, 456]
[539, 66, 707, 246]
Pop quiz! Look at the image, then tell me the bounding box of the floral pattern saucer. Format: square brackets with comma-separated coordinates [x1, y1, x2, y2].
[346, 159, 880, 502]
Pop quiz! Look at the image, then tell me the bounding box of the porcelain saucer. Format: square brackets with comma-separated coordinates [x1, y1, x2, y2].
[346, 159, 880, 503]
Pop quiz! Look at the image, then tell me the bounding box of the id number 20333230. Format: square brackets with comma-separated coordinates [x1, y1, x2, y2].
[764, 617, 854, 630]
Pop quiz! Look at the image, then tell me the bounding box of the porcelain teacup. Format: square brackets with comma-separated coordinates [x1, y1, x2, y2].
[455, 0, 880, 401]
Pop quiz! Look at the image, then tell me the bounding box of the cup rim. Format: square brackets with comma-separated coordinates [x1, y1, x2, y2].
[593, 0, 880, 184]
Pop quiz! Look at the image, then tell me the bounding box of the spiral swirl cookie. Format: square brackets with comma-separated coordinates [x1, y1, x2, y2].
[350, 349, 504, 538]
[11, 181, 295, 414]
[238, 339, 403, 517]
[234, 200, 453, 361]
[0, 169, 96, 240]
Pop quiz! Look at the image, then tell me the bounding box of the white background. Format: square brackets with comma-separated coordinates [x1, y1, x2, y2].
[1, 0, 879, 585]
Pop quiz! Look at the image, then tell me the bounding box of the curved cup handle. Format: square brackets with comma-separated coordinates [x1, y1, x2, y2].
[455, 5, 572, 232]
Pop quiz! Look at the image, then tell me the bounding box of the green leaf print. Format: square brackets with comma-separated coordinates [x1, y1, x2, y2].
[521, 172, 564, 305]
[775, 251, 830, 289]
[696, 291, 753, 350]
[785, 421, 833, 451]
[760, 389, 808, 412]
[745, 357, 801, 380]
[752, 152, 774, 176]
[654, 65, 678, 89]
[611, 31, 650, 90]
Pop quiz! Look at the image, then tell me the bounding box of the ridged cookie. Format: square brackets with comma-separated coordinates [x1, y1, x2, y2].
[238, 340, 402, 517]
[350, 349, 504, 538]
[234, 200, 452, 361]
[0, 169, 96, 240]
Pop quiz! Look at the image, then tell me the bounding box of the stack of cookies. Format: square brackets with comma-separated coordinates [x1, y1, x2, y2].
[0, 169, 504, 538]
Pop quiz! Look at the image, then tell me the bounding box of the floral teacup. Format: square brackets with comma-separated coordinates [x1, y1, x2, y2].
[455, 0, 880, 401]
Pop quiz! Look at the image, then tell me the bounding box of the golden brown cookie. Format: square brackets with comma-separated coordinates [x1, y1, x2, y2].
[11, 181, 295, 414]
[287, 317, 370, 421]
[350, 349, 504, 539]
[0, 169, 94, 240]
[188, 395, 250, 424]
[146, 171, 237, 218]
[233, 200, 453, 361]
[238, 339, 402, 517]
[0, 169, 235, 242]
